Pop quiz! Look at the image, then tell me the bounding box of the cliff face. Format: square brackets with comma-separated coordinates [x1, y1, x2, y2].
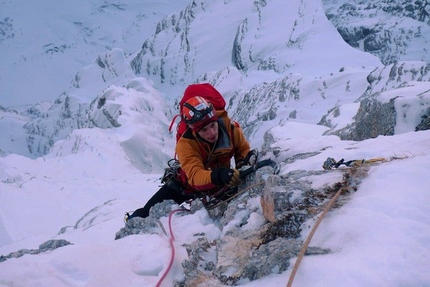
[2, 0, 430, 160]
[323, 0, 430, 65]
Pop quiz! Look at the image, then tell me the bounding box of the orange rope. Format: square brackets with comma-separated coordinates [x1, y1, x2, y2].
[287, 187, 348, 287]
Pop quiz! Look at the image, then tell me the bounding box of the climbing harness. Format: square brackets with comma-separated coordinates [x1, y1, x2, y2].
[160, 158, 185, 193]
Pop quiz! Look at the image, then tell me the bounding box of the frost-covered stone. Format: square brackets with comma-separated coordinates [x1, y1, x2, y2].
[324, 97, 396, 141]
[178, 237, 219, 287]
[0, 239, 72, 263]
[113, 151, 393, 285]
[149, 199, 181, 219]
[242, 237, 302, 280]
[416, 113, 430, 131]
[214, 227, 267, 283]
[321, 62, 430, 140]
[115, 200, 179, 240]
[115, 217, 162, 240]
[323, 0, 430, 65]
[261, 170, 344, 223]
[38, 239, 71, 250]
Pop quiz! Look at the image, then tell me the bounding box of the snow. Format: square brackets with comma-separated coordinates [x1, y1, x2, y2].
[1, 123, 429, 286]
[1, 0, 430, 286]
[298, 152, 430, 287]
[0, 0, 191, 107]
[390, 84, 430, 134]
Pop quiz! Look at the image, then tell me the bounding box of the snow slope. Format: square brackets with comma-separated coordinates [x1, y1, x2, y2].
[1, 0, 430, 286]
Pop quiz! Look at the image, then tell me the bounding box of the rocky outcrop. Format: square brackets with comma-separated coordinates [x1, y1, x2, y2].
[323, 97, 396, 141]
[0, 239, 72, 263]
[416, 111, 430, 131]
[323, 0, 430, 65]
[129, 0, 378, 88]
[115, 199, 184, 240]
[179, 164, 372, 285]
[115, 161, 378, 286]
[23, 94, 92, 157]
[320, 62, 430, 140]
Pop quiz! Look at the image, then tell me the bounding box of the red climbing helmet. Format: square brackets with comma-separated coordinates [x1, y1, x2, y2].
[182, 96, 217, 132]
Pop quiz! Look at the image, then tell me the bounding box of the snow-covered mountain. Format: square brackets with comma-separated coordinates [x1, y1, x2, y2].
[130, 0, 379, 87]
[323, 0, 430, 65]
[1, 0, 430, 286]
[0, 0, 191, 107]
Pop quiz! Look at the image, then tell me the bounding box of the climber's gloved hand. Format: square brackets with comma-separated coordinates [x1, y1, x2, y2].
[236, 149, 259, 169]
[211, 168, 241, 187]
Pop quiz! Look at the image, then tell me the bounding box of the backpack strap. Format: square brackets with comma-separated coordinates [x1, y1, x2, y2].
[168, 114, 181, 133]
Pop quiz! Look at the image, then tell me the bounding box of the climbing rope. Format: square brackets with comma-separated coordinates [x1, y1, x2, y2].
[154, 159, 278, 285]
[155, 181, 267, 286]
[287, 156, 395, 286]
[286, 186, 349, 287]
[156, 208, 188, 287]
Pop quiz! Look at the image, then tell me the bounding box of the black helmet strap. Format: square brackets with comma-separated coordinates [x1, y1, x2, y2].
[183, 102, 213, 125]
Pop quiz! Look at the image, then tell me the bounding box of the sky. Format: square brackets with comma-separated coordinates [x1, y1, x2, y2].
[1, 0, 430, 286]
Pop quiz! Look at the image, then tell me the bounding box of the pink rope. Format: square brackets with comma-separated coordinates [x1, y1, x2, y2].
[156, 208, 187, 287]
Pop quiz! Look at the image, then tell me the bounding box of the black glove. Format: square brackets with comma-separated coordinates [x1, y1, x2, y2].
[236, 149, 258, 169]
[211, 168, 241, 187]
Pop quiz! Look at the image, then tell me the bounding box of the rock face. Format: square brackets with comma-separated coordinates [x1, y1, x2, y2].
[323, 0, 430, 65]
[116, 162, 376, 286]
[129, 0, 379, 89]
[0, 239, 72, 263]
[186, 165, 375, 285]
[115, 199, 180, 240]
[320, 61, 430, 140]
[416, 113, 430, 131]
[4, 1, 430, 159]
[321, 97, 397, 141]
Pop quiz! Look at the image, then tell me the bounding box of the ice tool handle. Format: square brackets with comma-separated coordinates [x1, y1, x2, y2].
[239, 158, 280, 179]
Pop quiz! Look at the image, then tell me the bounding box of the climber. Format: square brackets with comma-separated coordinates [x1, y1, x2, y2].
[127, 85, 255, 219]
